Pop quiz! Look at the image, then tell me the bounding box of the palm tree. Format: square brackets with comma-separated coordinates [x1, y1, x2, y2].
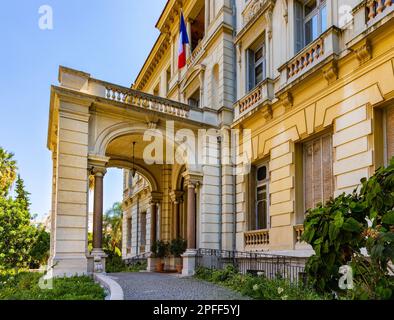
[103, 202, 123, 256]
[0, 147, 17, 197]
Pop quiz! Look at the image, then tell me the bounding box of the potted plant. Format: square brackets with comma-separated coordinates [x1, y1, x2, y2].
[151, 240, 168, 272]
[170, 238, 187, 273]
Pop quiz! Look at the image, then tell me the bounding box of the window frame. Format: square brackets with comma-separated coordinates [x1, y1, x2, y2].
[295, 0, 328, 52]
[246, 36, 266, 92]
[255, 163, 270, 231]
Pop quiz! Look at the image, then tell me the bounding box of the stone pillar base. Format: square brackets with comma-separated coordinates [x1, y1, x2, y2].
[91, 249, 107, 274]
[181, 249, 198, 276]
[147, 257, 158, 272]
[47, 254, 88, 277]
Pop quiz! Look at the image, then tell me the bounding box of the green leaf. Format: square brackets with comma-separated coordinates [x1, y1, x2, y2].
[342, 217, 362, 233]
[382, 211, 394, 225]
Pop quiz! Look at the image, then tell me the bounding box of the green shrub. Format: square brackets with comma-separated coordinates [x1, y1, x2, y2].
[0, 271, 105, 300]
[303, 158, 394, 299]
[151, 240, 169, 258]
[169, 238, 187, 257]
[194, 267, 329, 300]
[105, 255, 147, 273]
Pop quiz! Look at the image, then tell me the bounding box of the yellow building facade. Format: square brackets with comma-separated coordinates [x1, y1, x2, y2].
[46, 0, 394, 276]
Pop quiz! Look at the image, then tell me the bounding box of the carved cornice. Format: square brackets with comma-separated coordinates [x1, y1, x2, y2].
[354, 39, 372, 65]
[322, 60, 339, 84]
[278, 92, 293, 110]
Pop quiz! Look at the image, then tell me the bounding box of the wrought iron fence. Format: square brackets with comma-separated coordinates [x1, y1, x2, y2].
[196, 248, 307, 284]
[124, 251, 149, 266]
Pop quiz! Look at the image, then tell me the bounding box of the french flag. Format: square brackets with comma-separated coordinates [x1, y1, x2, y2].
[178, 12, 189, 69]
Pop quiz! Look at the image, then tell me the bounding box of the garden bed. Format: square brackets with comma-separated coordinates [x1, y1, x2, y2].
[194, 266, 331, 300]
[0, 270, 105, 300]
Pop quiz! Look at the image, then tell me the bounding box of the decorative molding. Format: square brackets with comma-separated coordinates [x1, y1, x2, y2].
[354, 39, 372, 65]
[265, 8, 273, 39]
[282, 0, 288, 23]
[279, 92, 293, 109]
[322, 60, 339, 84]
[261, 105, 273, 121]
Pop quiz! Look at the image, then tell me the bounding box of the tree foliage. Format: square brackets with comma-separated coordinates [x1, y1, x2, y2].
[15, 175, 31, 210]
[303, 158, 394, 299]
[0, 147, 50, 270]
[0, 197, 36, 269]
[103, 202, 123, 257]
[0, 147, 17, 197]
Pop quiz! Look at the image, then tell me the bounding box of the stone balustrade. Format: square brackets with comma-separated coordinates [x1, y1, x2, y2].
[104, 84, 190, 119]
[187, 41, 204, 68]
[294, 224, 305, 245]
[366, 0, 393, 23]
[278, 27, 340, 88]
[234, 79, 274, 120]
[245, 229, 270, 247]
[287, 39, 324, 79]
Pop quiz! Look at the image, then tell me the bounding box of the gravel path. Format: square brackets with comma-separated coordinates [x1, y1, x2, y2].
[109, 272, 249, 300]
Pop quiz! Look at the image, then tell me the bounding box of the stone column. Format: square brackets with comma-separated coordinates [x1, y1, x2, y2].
[186, 183, 196, 249]
[182, 180, 199, 276]
[91, 166, 107, 273]
[173, 200, 180, 239]
[150, 201, 157, 245]
[147, 192, 162, 272]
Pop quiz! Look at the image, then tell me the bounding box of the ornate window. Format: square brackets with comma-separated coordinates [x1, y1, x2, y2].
[255, 164, 269, 230]
[246, 36, 266, 92]
[295, 0, 327, 52]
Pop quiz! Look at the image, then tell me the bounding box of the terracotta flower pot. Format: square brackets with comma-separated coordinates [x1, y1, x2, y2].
[156, 260, 164, 272]
[175, 263, 183, 274]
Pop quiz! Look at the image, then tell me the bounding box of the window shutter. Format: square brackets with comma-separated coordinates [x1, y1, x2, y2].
[247, 166, 257, 231]
[304, 134, 334, 212]
[294, 0, 304, 54]
[386, 107, 394, 162]
[247, 49, 255, 92]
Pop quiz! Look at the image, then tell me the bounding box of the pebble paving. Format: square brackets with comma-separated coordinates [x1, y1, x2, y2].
[109, 272, 250, 300]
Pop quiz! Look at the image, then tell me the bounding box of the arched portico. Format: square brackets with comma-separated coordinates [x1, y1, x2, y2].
[47, 67, 218, 277]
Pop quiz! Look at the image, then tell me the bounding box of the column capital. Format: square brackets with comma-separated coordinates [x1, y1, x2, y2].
[91, 167, 107, 177]
[88, 154, 109, 176]
[182, 171, 203, 188]
[149, 191, 163, 204]
[170, 190, 184, 202]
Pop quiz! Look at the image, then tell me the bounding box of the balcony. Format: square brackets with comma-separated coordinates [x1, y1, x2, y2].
[278, 26, 340, 89]
[104, 84, 190, 119]
[366, 0, 393, 24]
[187, 40, 204, 69]
[245, 229, 270, 248]
[294, 224, 313, 250]
[234, 79, 274, 121]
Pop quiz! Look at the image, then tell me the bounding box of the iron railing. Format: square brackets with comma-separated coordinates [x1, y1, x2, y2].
[196, 248, 307, 284]
[124, 251, 149, 266]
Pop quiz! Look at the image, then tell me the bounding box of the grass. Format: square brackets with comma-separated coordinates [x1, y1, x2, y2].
[0, 270, 106, 300]
[195, 266, 332, 300]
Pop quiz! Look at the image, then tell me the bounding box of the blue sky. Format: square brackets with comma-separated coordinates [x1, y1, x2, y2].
[0, 0, 166, 219]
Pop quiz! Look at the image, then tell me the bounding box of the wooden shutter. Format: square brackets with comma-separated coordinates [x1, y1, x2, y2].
[304, 133, 334, 211]
[294, 0, 304, 54]
[246, 166, 257, 230]
[386, 106, 394, 162]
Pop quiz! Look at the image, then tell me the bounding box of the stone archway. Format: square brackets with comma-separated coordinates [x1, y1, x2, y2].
[46, 67, 215, 277]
